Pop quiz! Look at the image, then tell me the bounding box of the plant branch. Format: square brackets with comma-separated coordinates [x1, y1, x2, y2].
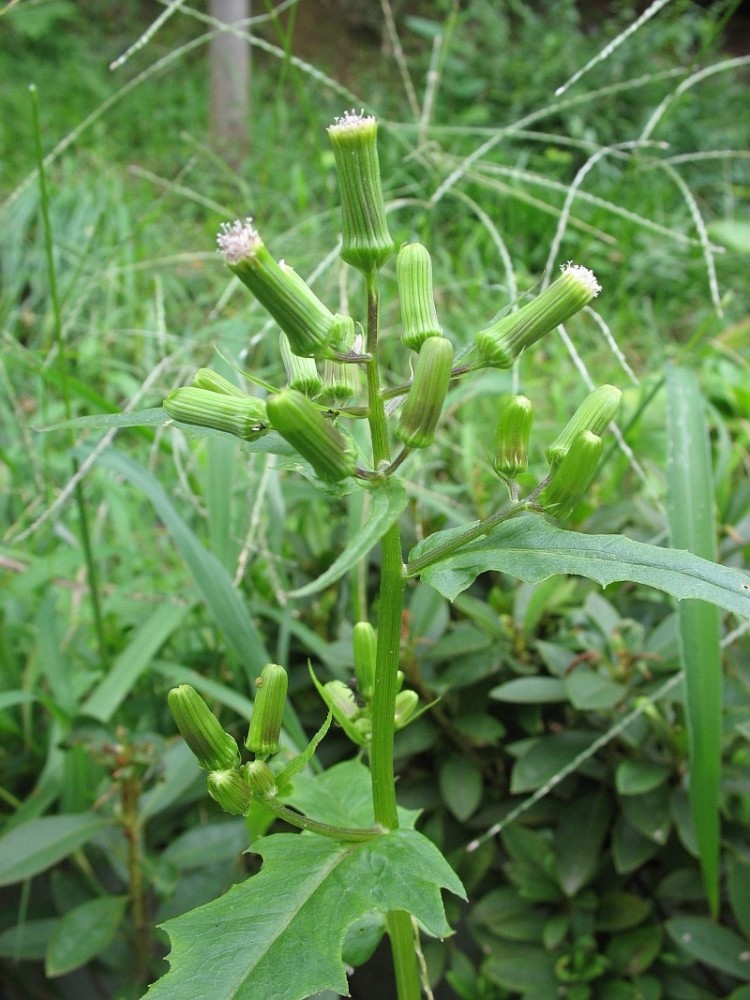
[405, 500, 527, 577]
[262, 800, 384, 842]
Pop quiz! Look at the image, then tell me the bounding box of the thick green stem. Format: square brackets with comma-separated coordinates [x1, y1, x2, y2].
[364, 271, 422, 999]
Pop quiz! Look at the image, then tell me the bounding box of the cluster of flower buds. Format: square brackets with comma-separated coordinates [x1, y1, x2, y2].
[537, 385, 622, 519]
[311, 623, 419, 747]
[164, 368, 269, 442]
[475, 262, 601, 368]
[167, 662, 289, 816]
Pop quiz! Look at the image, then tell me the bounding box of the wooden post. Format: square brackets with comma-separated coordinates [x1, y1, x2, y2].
[209, 0, 250, 166]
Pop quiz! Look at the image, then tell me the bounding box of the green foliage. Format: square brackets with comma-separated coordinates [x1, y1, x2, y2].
[148, 762, 464, 1000]
[1, 0, 749, 998]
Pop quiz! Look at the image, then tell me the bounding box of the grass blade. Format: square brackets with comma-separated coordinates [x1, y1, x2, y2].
[82, 602, 192, 723]
[95, 448, 308, 750]
[96, 448, 268, 675]
[665, 365, 721, 916]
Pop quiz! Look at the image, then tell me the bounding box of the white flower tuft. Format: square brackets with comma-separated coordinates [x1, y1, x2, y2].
[217, 218, 261, 264]
[560, 261, 602, 298]
[328, 109, 375, 132]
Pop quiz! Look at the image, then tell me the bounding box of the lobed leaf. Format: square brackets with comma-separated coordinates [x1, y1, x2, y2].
[411, 513, 750, 620]
[147, 829, 465, 1000]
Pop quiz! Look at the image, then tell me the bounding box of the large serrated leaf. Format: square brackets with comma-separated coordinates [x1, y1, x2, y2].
[287, 482, 408, 598]
[147, 829, 465, 1000]
[410, 514, 750, 619]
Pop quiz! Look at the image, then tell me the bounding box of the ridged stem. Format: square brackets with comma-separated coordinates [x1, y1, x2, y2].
[363, 272, 421, 1000]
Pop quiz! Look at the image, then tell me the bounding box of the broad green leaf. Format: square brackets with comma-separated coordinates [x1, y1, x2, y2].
[482, 942, 558, 995]
[612, 817, 659, 874]
[82, 602, 191, 721]
[162, 820, 248, 871]
[621, 786, 671, 845]
[439, 755, 483, 821]
[666, 917, 750, 980]
[45, 895, 128, 977]
[510, 731, 597, 793]
[565, 668, 626, 710]
[606, 924, 663, 976]
[0, 814, 109, 887]
[666, 365, 722, 916]
[554, 792, 612, 896]
[615, 759, 670, 796]
[0, 919, 59, 960]
[287, 482, 408, 598]
[471, 887, 538, 940]
[410, 514, 750, 620]
[148, 829, 465, 1000]
[596, 891, 651, 932]
[490, 677, 567, 704]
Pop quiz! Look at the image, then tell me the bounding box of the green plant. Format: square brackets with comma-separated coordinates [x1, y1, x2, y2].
[129, 112, 749, 1000]
[2, 3, 749, 997]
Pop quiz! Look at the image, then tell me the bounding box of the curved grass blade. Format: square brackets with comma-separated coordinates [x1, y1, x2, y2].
[665, 365, 721, 916]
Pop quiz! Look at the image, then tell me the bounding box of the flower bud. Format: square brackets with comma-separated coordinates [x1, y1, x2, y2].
[545, 384, 622, 467]
[538, 430, 603, 519]
[493, 394, 534, 478]
[475, 262, 601, 368]
[352, 621, 376, 701]
[192, 368, 247, 397]
[323, 680, 360, 722]
[353, 716, 373, 741]
[322, 320, 360, 405]
[327, 111, 394, 273]
[397, 243, 443, 351]
[243, 760, 278, 798]
[216, 218, 339, 358]
[168, 684, 240, 772]
[395, 336, 454, 449]
[279, 332, 323, 398]
[246, 663, 288, 758]
[207, 768, 252, 815]
[164, 387, 268, 442]
[394, 690, 419, 729]
[267, 389, 357, 483]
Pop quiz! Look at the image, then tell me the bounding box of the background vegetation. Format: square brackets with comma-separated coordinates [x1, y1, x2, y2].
[1, 1, 749, 997]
